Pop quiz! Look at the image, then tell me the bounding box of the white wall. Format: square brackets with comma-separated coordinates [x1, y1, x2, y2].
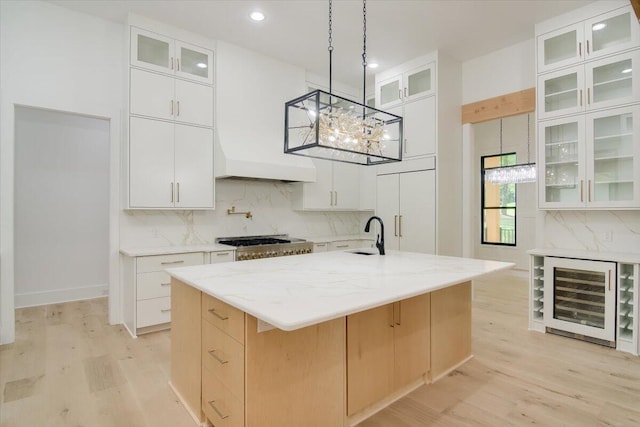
[14, 107, 110, 307]
[462, 39, 535, 104]
[0, 0, 124, 344]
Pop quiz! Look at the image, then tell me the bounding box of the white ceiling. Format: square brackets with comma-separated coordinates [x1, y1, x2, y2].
[49, 0, 594, 89]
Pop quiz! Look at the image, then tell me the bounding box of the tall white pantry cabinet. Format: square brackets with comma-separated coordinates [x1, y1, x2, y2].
[374, 51, 462, 256]
[125, 18, 215, 209]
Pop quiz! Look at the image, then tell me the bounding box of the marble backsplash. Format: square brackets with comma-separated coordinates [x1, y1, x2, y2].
[119, 179, 369, 248]
[543, 210, 640, 254]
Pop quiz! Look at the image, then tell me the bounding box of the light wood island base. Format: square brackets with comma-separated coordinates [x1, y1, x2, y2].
[170, 279, 472, 427]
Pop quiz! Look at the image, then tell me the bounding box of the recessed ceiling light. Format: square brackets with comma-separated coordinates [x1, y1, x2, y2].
[196, 62, 207, 69]
[250, 11, 265, 22]
[622, 68, 632, 74]
[368, 63, 379, 69]
[592, 23, 606, 31]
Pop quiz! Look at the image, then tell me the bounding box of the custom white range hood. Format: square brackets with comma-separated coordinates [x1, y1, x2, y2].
[215, 41, 316, 182]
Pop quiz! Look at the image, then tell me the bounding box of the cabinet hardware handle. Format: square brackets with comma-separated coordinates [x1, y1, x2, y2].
[171, 182, 174, 203]
[580, 180, 584, 202]
[208, 350, 228, 365]
[586, 40, 590, 55]
[398, 88, 402, 99]
[208, 308, 229, 321]
[207, 401, 229, 420]
[399, 215, 403, 237]
[170, 57, 174, 70]
[404, 87, 408, 97]
[588, 179, 592, 202]
[161, 282, 171, 286]
[578, 42, 582, 57]
[587, 88, 591, 105]
[336, 244, 349, 248]
[579, 89, 583, 106]
[395, 302, 402, 326]
[389, 306, 394, 328]
[170, 100, 174, 116]
[394, 215, 398, 237]
[176, 101, 180, 116]
[335, 191, 338, 206]
[160, 308, 171, 313]
[329, 191, 333, 206]
[216, 252, 229, 256]
[176, 182, 180, 203]
[176, 58, 180, 71]
[161, 260, 184, 265]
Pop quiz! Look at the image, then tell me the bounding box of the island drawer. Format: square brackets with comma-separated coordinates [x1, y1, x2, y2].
[136, 297, 171, 328]
[202, 367, 244, 427]
[202, 294, 245, 344]
[136, 271, 171, 300]
[136, 252, 204, 274]
[202, 318, 244, 400]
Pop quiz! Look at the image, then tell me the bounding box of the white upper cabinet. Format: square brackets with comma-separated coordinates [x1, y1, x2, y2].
[539, 106, 640, 209]
[537, 5, 640, 73]
[131, 27, 214, 85]
[538, 51, 640, 119]
[291, 159, 360, 211]
[376, 62, 435, 110]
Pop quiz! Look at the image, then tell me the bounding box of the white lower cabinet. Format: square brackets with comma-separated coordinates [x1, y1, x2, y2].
[123, 249, 235, 337]
[376, 169, 436, 254]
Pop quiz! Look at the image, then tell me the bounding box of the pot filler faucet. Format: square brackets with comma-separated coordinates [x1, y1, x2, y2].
[364, 216, 385, 255]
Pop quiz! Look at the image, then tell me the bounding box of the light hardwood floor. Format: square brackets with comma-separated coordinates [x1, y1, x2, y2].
[1, 270, 639, 426]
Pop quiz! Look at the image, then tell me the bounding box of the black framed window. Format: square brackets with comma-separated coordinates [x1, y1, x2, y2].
[481, 153, 517, 246]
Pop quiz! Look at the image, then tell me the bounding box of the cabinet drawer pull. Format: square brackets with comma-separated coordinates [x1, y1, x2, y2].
[399, 215, 403, 237]
[207, 400, 229, 420]
[586, 40, 590, 55]
[587, 88, 590, 105]
[208, 349, 228, 365]
[588, 179, 592, 202]
[580, 180, 584, 202]
[216, 252, 230, 257]
[160, 308, 171, 313]
[398, 88, 402, 99]
[394, 215, 398, 237]
[335, 244, 349, 249]
[176, 58, 180, 71]
[170, 100, 174, 116]
[208, 308, 229, 320]
[404, 87, 408, 97]
[161, 282, 171, 287]
[170, 57, 174, 70]
[176, 100, 180, 117]
[161, 260, 184, 265]
[579, 89, 583, 106]
[578, 42, 582, 57]
[171, 182, 174, 203]
[176, 182, 180, 203]
[335, 191, 338, 206]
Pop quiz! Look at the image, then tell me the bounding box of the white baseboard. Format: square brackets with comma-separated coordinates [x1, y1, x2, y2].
[15, 283, 108, 308]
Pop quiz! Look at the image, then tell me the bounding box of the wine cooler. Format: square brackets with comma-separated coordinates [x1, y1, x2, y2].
[544, 257, 616, 345]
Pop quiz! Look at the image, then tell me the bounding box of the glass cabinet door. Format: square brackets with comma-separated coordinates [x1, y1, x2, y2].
[537, 23, 584, 73]
[585, 6, 640, 60]
[538, 66, 585, 119]
[538, 117, 585, 208]
[403, 63, 435, 102]
[175, 41, 214, 85]
[131, 27, 174, 74]
[586, 106, 640, 207]
[586, 51, 640, 111]
[376, 76, 402, 109]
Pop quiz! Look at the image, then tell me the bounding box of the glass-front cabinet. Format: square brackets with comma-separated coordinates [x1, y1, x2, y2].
[537, 5, 640, 73]
[376, 62, 434, 109]
[538, 51, 640, 119]
[131, 27, 213, 84]
[539, 106, 640, 208]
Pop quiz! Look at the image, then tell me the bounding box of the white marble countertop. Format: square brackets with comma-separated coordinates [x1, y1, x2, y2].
[120, 244, 236, 257]
[302, 234, 376, 244]
[527, 248, 640, 264]
[167, 250, 514, 331]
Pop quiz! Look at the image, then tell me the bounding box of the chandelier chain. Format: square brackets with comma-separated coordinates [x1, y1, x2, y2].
[362, 0, 367, 106]
[328, 0, 333, 96]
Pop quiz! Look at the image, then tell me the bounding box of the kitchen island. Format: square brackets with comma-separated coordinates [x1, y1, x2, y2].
[167, 250, 513, 427]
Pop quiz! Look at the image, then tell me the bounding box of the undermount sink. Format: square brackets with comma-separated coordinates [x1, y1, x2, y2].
[349, 250, 376, 256]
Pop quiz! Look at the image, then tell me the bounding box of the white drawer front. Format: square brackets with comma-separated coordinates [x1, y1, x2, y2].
[137, 297, 171, 328]
[136, 252, 204, 273]
[328, 240, 360, 251]
[137, 271, 171, 300]
[210, 250, 235, 264]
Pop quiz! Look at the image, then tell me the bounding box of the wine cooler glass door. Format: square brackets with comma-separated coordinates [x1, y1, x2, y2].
[543, 257, 616, 342]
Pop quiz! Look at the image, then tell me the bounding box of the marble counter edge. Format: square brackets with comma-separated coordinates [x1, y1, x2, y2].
[167, 253, 515, 331]
[120, 244, 237, 257]
[527, 248, 640, 264]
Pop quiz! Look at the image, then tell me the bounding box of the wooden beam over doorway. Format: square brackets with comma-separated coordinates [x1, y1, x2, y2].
[631, 0, 640, 21]
[461, 88, 535, 124]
